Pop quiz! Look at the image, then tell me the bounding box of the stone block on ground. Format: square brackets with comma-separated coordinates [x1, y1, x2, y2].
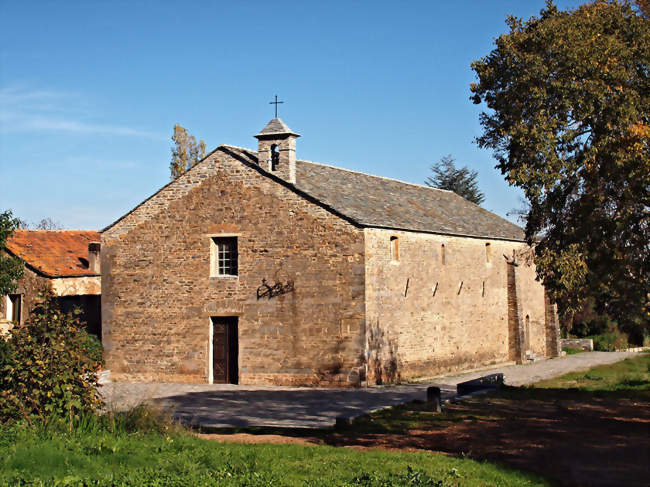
[457, 373, 504, 396]
[561, 338, 594, 352]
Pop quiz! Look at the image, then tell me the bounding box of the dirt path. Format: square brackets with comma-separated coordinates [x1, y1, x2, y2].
[198, 433, 318, 446]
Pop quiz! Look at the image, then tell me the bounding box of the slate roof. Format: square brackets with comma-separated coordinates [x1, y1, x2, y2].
[6, 230, 101, 277]
[222, 146, 525, 241]
[255, 118, 300, 138]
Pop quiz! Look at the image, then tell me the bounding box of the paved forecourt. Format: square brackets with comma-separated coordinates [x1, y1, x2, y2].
[101, 351, 637, 429]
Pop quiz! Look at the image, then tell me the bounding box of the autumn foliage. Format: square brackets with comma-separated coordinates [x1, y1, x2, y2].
[471, 1, 649, 332]
[170, 124, 206, 180]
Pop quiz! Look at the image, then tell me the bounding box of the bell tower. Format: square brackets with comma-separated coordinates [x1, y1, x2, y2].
[254, 118, 300, 184]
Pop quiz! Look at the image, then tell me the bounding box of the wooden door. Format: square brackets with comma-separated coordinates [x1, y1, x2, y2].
[211, 317, 238, 384]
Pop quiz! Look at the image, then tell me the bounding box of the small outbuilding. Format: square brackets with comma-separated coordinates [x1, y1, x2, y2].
[0, 230, 101, 337]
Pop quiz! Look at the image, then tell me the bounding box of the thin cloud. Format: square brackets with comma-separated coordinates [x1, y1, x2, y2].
[0, 85, 165, 140]
[63, 155, 144, 170]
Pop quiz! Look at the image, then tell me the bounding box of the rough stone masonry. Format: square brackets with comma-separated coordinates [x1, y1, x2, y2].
[101, 118, 560, 386]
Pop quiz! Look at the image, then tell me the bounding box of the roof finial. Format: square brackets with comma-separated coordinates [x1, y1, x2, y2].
[269, 95, 284, 118]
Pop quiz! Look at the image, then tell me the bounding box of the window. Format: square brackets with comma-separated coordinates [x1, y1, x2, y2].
[441, 244, 446, 265]
[390, 236, 399, 261]
[211, 237, 238, 276]
[485, 242, 492, 263]
[5, 294, 21, 324]
[270, 144, 279, 171]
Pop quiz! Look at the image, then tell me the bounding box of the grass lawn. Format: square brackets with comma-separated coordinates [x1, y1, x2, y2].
[2, 356, 647, 486]
[344, 354, 650, 435]
[533, 353, 650, 393]
[0, 416, 549, 487]
[318, 353, 650, 487]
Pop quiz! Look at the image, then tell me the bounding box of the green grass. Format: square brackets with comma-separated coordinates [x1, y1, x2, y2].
[0, 411, 550, 487]
[7, 356, 646, 486]
[533, 353, 650, 393]
[341, 354, 650, 437]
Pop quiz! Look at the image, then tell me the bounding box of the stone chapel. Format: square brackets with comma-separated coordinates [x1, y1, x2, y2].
[101, 118, 561, 386]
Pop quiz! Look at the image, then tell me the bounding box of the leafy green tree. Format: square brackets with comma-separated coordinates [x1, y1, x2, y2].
[0, 288, 103, 425]
[470, 1, 649, 331]
[425, 155, 485, 205]
[0, 210, 24, 296]
[169, 124, 206, 180]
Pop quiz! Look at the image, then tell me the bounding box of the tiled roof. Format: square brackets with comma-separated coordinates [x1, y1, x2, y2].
[6, 230, 101, 277]
[255, 118, 300, 138]
[224, 145, 525, 241]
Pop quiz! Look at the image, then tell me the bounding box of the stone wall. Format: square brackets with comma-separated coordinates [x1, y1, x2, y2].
[51, 276, 100, 296]
[0, 263, 51, 332]
[102, 148, 366, 386]
[561, 338, 593, 351]
[512, 248, 551, 358]
[363, 229, 552, 383]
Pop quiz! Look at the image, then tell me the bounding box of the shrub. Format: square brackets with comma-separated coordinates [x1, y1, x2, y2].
[104, 403, 181, 435]
[0, 336, 12, 373]
[0, 287, 103, 425]
[571, 314, 615, 338]
[566, 297, 646, 346]
[591, 330, 628, 352]
[80, 332, 103, 366]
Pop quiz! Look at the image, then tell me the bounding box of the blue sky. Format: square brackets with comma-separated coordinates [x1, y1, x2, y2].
[0, 0, 582, 230]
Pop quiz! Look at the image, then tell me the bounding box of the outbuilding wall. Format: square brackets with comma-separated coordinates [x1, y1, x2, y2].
[101, 149, 366, 385]
[0, 260, 101, 337]
[0, 264, 50, 332]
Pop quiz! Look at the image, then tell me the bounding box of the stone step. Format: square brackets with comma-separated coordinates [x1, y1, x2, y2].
[525, 351, 541, 362]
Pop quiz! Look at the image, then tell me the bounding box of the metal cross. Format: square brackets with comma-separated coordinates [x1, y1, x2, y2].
[269, 95, 284, 118]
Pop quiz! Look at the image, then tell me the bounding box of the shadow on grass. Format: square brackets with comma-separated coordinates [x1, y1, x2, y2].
[334, 387, 650, 487]
[195, 386, 649, 487]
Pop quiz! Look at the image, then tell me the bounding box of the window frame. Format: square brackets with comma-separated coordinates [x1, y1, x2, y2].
[5, 293, 22, 324]
[390, 236, 399, 262]
[209, 235, 239, 277]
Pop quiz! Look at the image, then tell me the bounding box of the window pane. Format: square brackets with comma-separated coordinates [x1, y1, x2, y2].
[213, 237, 238, 276]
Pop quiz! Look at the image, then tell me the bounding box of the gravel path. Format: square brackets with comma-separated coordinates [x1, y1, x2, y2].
[101, 351, 638, 429]
[430, 350, 637, 387]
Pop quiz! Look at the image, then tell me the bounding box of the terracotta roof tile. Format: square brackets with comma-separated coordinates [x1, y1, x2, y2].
[6, 230, 101, 277]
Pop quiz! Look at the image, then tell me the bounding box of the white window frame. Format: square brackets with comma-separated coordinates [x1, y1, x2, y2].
[208, 234, 239, 277]
[5, 294, 22, 324]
